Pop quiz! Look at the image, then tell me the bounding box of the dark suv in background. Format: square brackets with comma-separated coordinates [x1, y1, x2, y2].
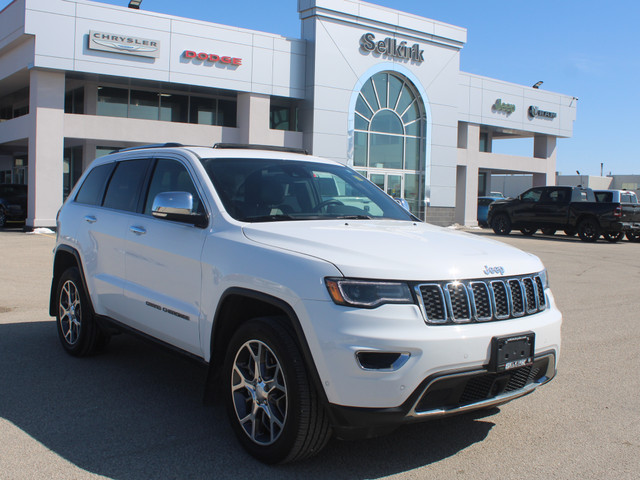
[0, 184, 27, 228]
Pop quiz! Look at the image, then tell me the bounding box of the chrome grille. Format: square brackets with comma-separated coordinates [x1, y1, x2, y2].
[470, 282, 492, 321]
[509, 279, 524, 316]
[535, 276, 546, 308]
[418, 285, 447, 323]
[491, 281, 510, 319]
[522, 277, 537, 313]
[446, 283, 471, 322]
[416, 274, 547, 325]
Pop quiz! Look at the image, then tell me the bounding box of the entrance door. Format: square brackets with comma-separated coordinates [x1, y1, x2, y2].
[369, 172, 403, 199]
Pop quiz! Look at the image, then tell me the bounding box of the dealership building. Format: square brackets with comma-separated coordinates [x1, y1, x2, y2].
[0, 0, 577, 228]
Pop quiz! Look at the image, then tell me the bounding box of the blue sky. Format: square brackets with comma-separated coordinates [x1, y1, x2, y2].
[4, 0, 638, 175]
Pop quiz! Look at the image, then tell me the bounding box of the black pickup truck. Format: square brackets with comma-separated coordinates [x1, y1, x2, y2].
[487, 185, 640, 242]
[594, 190, 640, 242]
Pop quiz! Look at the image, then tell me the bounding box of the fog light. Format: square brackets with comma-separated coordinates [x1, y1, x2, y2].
[356, 352, 410, 371]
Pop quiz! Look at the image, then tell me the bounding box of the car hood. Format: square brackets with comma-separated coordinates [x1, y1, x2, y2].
[242, 220, 543, 281]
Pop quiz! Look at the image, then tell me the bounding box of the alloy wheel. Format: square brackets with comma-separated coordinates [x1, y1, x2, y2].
[231, 339, 288, 446]
[58, 280, 82, 345]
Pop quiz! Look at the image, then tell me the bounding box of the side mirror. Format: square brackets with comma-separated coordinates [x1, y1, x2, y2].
[394, 197, 410, 211]
[152, 191, 208, 228]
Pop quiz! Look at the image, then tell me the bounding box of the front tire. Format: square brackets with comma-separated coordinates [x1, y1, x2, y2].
[578, 218, 601, 242]
[491, 214, 512, 235]
[520, 227, 536, 236]
[55, 267, 106, 356]
[541, 228, 557, 236]
[223, 317, 331, 464]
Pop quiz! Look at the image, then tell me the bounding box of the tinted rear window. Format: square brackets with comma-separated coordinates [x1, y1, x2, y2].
[595, 192, 612, 203]
[75, 163, 115, 206]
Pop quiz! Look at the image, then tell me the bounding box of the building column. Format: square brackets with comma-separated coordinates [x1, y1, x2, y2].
[237, 92, 271, 145]
[27, 69, 65, 229]
[533, 134, 557, 187]
[455, 123, 479, 226]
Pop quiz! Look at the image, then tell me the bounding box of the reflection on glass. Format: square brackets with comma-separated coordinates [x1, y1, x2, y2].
[97, 87, 128, 117]
[130, 90, 159, 120]
[354, 132, 368, 167]
[370, 134, 402, 169]
[371, 110, 403, 134]
[159, 94, 188, 123]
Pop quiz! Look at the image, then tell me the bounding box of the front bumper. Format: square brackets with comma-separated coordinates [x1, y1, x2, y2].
[326, 351, 556, 439]
[301, 289, 561, 410]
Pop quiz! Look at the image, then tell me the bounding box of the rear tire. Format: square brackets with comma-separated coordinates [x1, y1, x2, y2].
[603, 232, 624, 243]
[0, 207, 6, 228]
[491, 214, 512, 235]
[223, 317, 331, 464]
[564, 229, 577, 237]
[578, 218, 600, 242]
[520, 227, 536, 236]
[541, 228, 557, 236]
[55, 267, 107, 356]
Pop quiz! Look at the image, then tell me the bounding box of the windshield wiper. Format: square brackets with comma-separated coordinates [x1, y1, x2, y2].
[243, 214, 295, 222]
[334, 215, 373, 220]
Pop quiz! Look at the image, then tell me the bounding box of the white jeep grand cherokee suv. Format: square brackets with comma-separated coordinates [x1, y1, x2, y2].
[50, 144, 561, 463]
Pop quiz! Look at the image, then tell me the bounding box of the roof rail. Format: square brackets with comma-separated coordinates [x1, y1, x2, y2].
[114, 143, 184, 153]
[212, 143, 308, 155]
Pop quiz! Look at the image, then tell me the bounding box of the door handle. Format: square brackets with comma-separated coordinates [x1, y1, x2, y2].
[129, 226, 146, 236]
[84, 215, 97, 224]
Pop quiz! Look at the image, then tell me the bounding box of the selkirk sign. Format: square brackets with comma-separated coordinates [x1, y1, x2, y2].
[360, 33, 424, 63]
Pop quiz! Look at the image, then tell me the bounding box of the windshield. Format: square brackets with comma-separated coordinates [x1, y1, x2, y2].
[201, 157, 414, 222]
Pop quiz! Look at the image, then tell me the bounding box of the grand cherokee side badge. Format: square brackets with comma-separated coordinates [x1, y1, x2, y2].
[483, 265, 505, 276]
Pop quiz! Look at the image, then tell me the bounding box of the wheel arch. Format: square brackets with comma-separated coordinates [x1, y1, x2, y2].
[50, 245, 91, 317]
[205, 287, 328, 406]
[576, 214, 600, 228]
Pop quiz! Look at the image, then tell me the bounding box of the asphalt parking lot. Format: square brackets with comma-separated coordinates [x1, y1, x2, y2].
[0, 228, 638, 480]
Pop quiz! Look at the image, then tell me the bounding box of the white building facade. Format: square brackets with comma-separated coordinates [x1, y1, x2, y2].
[0, 0, 576, 228]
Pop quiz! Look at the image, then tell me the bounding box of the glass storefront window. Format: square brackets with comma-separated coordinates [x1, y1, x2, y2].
[354, 132, 368, 167]
[370, 134, 402, 169]
[270, 105, 291, 131]
[159, 94, 188, 123]
[96, 87, 237, 127]
[270, 102, 299, 132]
[97, 87, 128, 117]
[353, 72, 426, 218]
[218, 99, 237, 127]
[129, 90, 159, 120]
[64, 87, 84, 114]
[63, 146, 83, 199]
[190, 96, 216, 125]
[404, 173, 422, 214]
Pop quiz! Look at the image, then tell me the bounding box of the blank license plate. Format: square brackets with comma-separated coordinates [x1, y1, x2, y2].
[489, 332, 535, 372]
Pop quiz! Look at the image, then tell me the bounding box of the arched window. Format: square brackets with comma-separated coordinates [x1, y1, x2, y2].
[353, 72, 425, 216]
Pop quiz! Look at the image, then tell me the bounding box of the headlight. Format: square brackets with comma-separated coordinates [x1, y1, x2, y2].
[539, 269, 549, 288]
[325, 278, 414, 308]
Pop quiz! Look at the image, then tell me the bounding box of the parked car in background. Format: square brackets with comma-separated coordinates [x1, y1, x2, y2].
[0, 184, 27, 228]
[487, 185, 640, 242]
[594, 190, 640, 242]
[477, 196, 504, 227]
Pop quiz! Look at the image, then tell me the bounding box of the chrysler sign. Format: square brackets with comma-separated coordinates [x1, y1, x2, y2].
[89, 31, 160, 58]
